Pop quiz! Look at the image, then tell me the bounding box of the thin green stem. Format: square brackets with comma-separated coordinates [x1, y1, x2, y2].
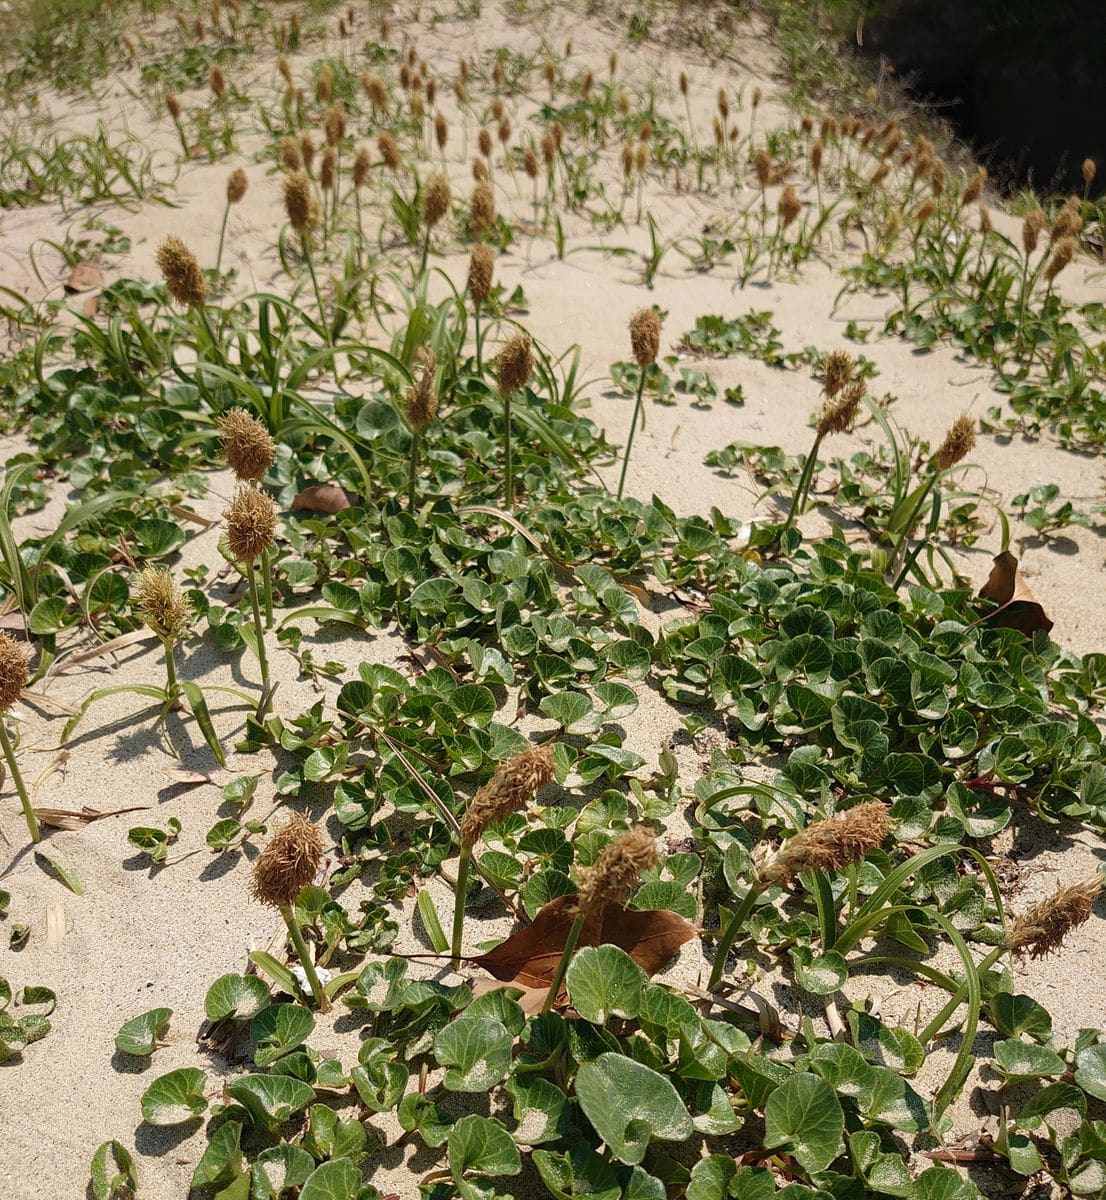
[474, 303, 482, 373]
[163, 639, 179, 702]
[451, 843, 472, 969]
[707, 882, 765, 990]
[215, 201, 231, 276]
[259, 549, 274, 628]
[301, 236, 330, 346]
[246, 562, 271, 719]
[541, 911, 585, 1014]
[407, 428, 421, 512]
[890, 473, 938, 588]
[280, 904, 330, 1012]
[781, 430, 825, 533]
[616, 369, 647, 500]
[503, 390, 514, 510]
[0, 718, 38, 844]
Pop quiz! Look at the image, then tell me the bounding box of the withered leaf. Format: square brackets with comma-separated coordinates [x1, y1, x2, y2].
[292, 484, 359, 514]
[33, 804, 150, 830]
[473, 894, 696, 995]
[64, 262, 103, 294]
[977, 551, 1053, 636]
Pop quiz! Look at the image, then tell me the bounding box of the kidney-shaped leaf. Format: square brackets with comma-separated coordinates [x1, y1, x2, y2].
[225, 1073, 314, 1133]
[299, 1158, 361, 1200]
[433, 1017, 512, 1092]
[205, 973, 271, 1022]
[763, 1072, 845, 1175]
[575, 1052, 694, 1165]
[140, 1067, 208, 1126]
[250, 1004, 314, 1067]
[566, 945, 644, 1023]
[448, 1113, 522, 1180]
[115, 1007, 172, 1057]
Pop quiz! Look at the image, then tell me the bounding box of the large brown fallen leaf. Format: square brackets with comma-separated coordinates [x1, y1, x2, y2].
[472, 894, 697, 1003]
[292, 484, 359, 514]
[976, 551, 1053, 636]
[64, 262, 103, 294]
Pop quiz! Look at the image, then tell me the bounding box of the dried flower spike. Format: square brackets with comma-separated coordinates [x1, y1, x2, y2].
[134, 567, 192, 643]
[0, 631, 28, 713]
[468, 242, 494, 304]
[1005, 876, 1102, 959]
[576, 826, 658, 916]
[219, 408, 275, 482]
[471, 179, 496, 235]
[156, 236, 206, 307]
[283, 171, 314, 233]
[496, 333, 533, 395]
[817, 380, 865, 437]
[822, 350, 854, 398]
[934, 414, 976, 470]
[424, 171, 451, 227]
[459, 743, 555, 846]
[226, 168, 248, 204]
[225, 485, 277, 565]
[761, 802, 892, 886]
[405, 347, 438, 432]
[629, 308, 660, 368]
[251, 815, 322, 908]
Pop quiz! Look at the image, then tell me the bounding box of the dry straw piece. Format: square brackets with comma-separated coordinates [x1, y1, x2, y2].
[934, 414, 976, 469]
[155, 236, 206, 307]
[251, 816, 323, 908]
[761, 802, 893, 886]
[459, 743, 556, 846]
[134, 567, 191, 642]
[225, 485, 277, 565]
[0, 631, 28, 712]
[283, 171, 314, 233]
[219, 407, 275, 482]
[468, 242, 494, 303]
[629, 308, 660, 368]
[1004, 876, 1102, 959]
[496, 333, 534, 395]
[575, 826, 658, 915]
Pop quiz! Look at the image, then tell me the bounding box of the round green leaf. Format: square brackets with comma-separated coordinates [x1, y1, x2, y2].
[565, 945, 645, 1024]
[205, 973, 271, 1022]
[993, 1038, 1066, 1081]
[224, 1073, 314, 1133]
[115, 1007, 172, 1057]
[763, 1072, 845, 1174]
[299, 1158, 361, 1200]
[140, 1067, 208, 1126]
[250, 1003, 315, 1067]
[575, 1052, 694, 1165]
[433, 1017, 512, 1092]
[790, 948, 848, 996]
[447, 1113, 522, 1180]
[1075, 1044, 1106, 1100]
[252, 1144, 315, 1198]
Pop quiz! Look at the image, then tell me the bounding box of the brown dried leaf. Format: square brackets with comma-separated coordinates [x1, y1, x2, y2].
[161, 767, 220, 791]
[33, 804, 150, 830]
[977, 551, 1053, 636]
[292, 484, 358, 514]
[81, 294, 99, 318]
[473, 894, 696, 994]
[64, 262, 103, 293]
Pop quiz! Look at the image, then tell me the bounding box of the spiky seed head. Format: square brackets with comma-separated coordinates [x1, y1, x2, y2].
[280, 137, 302, 173]
[929, 159, 947, 197]
[915, 198, 936, 227]
[822, 350, 854, 398]
[496, 333, 533, 395]
[166, 92, 182, 121]
[820, 115, 836, 140]
[609, 50, 618, 74]
[962, 168, 986, 207]
[581, 69, 593, 97]
[405, 347, 438, 432]
[1083, 157, 1097, 185]
[0, 631, 28, 712]
[478, 127, 493, 158]
[283, 171, 314, 232]
[718, 88, 730, 119]
[679, 70, 689, 96]
[778, 184, 801, 228]
[761, 802, 892, 886]
[817, 380, 865, 437]
[364, 72, 388, 108]
[226, 167, 248, 205]
[209, 64, 226, 99]
[1005, 876, 1102, 959]
[1045, 235, 1076, 285]
[754, 150, 771, 187]
[471, 179, 495, 234]
[870, 162, 891, 188]
[468, 243, 494, 304]
[156, 236, 206, 308]
[251, 815, 322, 908]
[410, 91, 425, 121]
[1050, 198, 1083, 244]
[423, 171, 450, 228]
[493, 58, 504, 88]
[378, 132, 401, 172]
[621, 141, 634, 180]
[934, 414, 976, 470]
[399, 63, 411, 91]
[490, 97, 505, 122]
[352, 147, 370, 189]
[524, 147, 539, 179]
[454, 79, 469, 105]
[810, 139, 823, 176]
[219, 407, 275, 482]
[498, 117, 511, 146]
[1023, 209, 1046, 254]
[752, 85, 763, 107]
[472, 156, 488, 182]
[324, 105, 346, 147]
[320, 147, 336, 192]
[541, 130, 556, 165]
[225, 485, 277, 564]
[300, 133, 316, 172]
[635, 142, 649, 175]
[435, 110, 448, 150]
[194, 16, 204, 39]
[980, 204, 993, 236]
[277, 53, 292, 84]
[134, 566, 192, 643]
[544, 59, 556, 88]
[617, 90, 630, 115]
[801, 114, 813, 134]
[316, 62, 332, 103]
[576, 826, 658, 915]
[629, 307, 660, 368]
[459, 743, 556, 845]
[564, 38, 572, 57]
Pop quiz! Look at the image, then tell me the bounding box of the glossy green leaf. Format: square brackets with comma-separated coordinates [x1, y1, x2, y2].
[575, 1052, 693, 1164]
[114, 1007, 171, 1057]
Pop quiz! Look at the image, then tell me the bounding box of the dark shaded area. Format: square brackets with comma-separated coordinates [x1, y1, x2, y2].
[859, 0, 1106, 194]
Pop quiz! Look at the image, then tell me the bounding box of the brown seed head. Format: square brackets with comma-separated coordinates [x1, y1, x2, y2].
[581, 69, 593, 97]
[634, 142, 648, 174]
[819, 115, 837, 141]
[541, 130, 556, 165]
[718, 88, 730, 119]
[319, 146, 336, 192]
[134, 566, 192, 643]
[435, 111, 448, 150]
[934, 414, 976, 470]
[915, 198, 936, 227]
[251, 816, 323, 908]
[761, 802, 892, 886]
[817, 380, 865, 437]
[405, 347, 438, 432]
[629, 307, 661, 368]
[378, 132, 401, 172]
[1022, 209, 1046, 254]
[1050, 197, 1083, 244]
[752, 85, 762, 107]
[348, 146, 369, 190]
[490, 97, 505, 122]
[324, 105, 346, 147]
[609, 50, 618, 76]
[281, 137, 303, 173]
[801, 114, 813, 134]
[544, 60, 556, 89]
[0, 631, 29, 711]
[459, 743, 556, 845]
[524, 147, 539, 179]
[209, 64, 226, 99]
[962, 168, 986, 207]
[496, 333, 533, 395]
[283, 171, 314, 232]
[778, 184, 801, 228]
[364, 72, 388, 108]
[424, 171, 451, 227]
[225, 485, 277, 564]
[679, 70, 689, 96]
[498, 117, 511, 146]
[929, 159, 947, 197]
[471, 179, 495, 234]
[1045, 235, 1076, 285]
[979, 204, 993, 236]
[468, 243, 494, 304]
[300, 133, 316, 173]
[472, 156, 488, 182]
[156, 235, 206, 307]
[166, 93, 182, 121]
[810, 139, 823, 176]
[621, 141, 634, 180]
[576, 826, 658, 915]
[316, 62, 332, 104]
[277, 54, 292, 84]
[219, 408, 276, 482]
[426, 78, 437, 106]
[551, 121, 564, 151]
[1083, 157, 1097, 185]
[1005, 876, 1102, 959]
[226, 167, 248, 205]
[754, 150, 772, 187]
[478, 127, 493, 159]
[822, 350, 854, 398]
[870, 162, 891, 188]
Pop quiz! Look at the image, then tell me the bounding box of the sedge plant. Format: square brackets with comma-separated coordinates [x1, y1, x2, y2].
[404, 347, 438, 510]
[617, 308, 660, 500]
[218, 408, 277, 626]
[0, 632, 38, 843]
[496, 333, 534, 510]
[225, 484, 277, 718]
